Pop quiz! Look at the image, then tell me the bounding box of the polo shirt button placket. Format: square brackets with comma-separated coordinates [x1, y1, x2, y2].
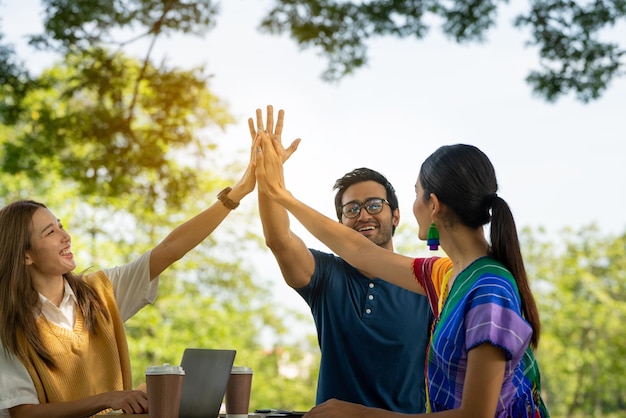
[365, 282, 376, 315]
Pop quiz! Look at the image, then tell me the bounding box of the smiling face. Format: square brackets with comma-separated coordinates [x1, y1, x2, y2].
[25, 207, 76, 282]
[340, 180, 399, 250]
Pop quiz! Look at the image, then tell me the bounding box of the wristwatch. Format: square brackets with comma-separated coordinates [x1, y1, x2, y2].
[217, 187, 239, 210]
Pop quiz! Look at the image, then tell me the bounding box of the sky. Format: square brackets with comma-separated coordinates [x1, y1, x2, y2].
[2, 0, 626, 326]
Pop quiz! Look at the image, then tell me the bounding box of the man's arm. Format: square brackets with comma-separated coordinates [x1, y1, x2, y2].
[251, 105, 313, 288]
[258, 186, 315, 288]
[256, 127, 424, 295]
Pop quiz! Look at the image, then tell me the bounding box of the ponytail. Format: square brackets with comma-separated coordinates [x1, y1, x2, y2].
[490, 196, 541, 348]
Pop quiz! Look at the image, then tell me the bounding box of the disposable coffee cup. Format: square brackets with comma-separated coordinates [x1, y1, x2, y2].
[145, 363, 185, 418]
[225, 366, 253, 418]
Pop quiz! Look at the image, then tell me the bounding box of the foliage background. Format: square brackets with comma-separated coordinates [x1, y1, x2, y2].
[1, 0, 625, 416]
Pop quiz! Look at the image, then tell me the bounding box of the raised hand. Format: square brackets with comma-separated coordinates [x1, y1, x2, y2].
[255, 129, 289, 202]
[237, 138, 258, 195]
[248, 105, 301, 163]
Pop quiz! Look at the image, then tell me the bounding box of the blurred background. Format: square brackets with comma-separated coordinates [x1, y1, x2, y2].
[1, 1, 624, 416]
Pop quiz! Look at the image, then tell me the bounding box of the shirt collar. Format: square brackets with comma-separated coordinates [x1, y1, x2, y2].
[38, 278, 77, 308]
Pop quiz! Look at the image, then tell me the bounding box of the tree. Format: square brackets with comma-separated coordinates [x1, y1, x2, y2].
[0, 160, 320, 410]
[0, 0, 321, 409]
[258, 0, 626, 103]
[521, 225, 626, 417]
[0, 0, 230, 214]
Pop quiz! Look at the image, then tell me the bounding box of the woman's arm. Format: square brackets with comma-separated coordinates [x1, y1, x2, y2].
[148, 138, 259, 280]
[255, 129, 423, 294]
[303, 344, 506, 418]
[454, 343, 506, 417]
[9, 390, 147, 418]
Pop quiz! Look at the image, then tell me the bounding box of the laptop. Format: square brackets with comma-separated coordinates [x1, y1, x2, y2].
[178, 348, 237, 418]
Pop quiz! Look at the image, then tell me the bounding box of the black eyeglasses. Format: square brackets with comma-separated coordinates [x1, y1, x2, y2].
[341, 198, 390, 219]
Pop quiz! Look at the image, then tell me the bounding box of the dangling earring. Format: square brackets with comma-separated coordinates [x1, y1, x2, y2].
[427, 222, 439, 251]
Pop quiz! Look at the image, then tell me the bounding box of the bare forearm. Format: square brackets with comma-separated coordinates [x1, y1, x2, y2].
[10, 404, 102, 418]
[254, 126, 419, 290]
[161, 203, 230, 253]
[258, 191, 314, 287]
[278, 191, 423, 294]
[163, 184, 249, 256]
[258, 191, 295, 249]
[10, 392, 117, 418]
[279, 191, 369, 262]
[149, 181, 252, 278]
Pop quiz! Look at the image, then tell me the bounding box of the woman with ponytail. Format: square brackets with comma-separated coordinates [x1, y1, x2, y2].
[256, 122, 549, 418]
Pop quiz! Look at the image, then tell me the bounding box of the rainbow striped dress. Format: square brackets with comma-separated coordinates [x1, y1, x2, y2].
[413, 256, 550, 417]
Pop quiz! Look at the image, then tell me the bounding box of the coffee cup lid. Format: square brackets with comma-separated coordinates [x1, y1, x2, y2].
[231, 366, 253, 374]
[145, 363, 185, 375]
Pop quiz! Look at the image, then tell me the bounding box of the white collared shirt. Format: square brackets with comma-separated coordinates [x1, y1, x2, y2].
[38, 280, 78, 331]
[0, 250, 158, 416]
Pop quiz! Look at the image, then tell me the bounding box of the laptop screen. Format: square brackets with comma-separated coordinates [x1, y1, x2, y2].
[178, 348, 237, 418]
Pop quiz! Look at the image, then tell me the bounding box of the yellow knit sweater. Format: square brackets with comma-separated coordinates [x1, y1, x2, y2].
[17, 271, 132, 414]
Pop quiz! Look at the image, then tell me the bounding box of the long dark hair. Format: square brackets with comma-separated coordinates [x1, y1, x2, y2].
[419, 144, 541, 348]
[0, 200, 109, 368]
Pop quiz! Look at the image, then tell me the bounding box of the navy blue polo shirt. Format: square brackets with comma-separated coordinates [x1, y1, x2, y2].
[296, 249, 434, 413]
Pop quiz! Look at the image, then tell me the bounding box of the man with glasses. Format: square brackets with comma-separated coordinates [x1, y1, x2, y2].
[256, 107, 433, 413]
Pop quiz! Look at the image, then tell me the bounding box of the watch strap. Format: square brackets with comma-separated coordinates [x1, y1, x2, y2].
[217, 187, 239, 210]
